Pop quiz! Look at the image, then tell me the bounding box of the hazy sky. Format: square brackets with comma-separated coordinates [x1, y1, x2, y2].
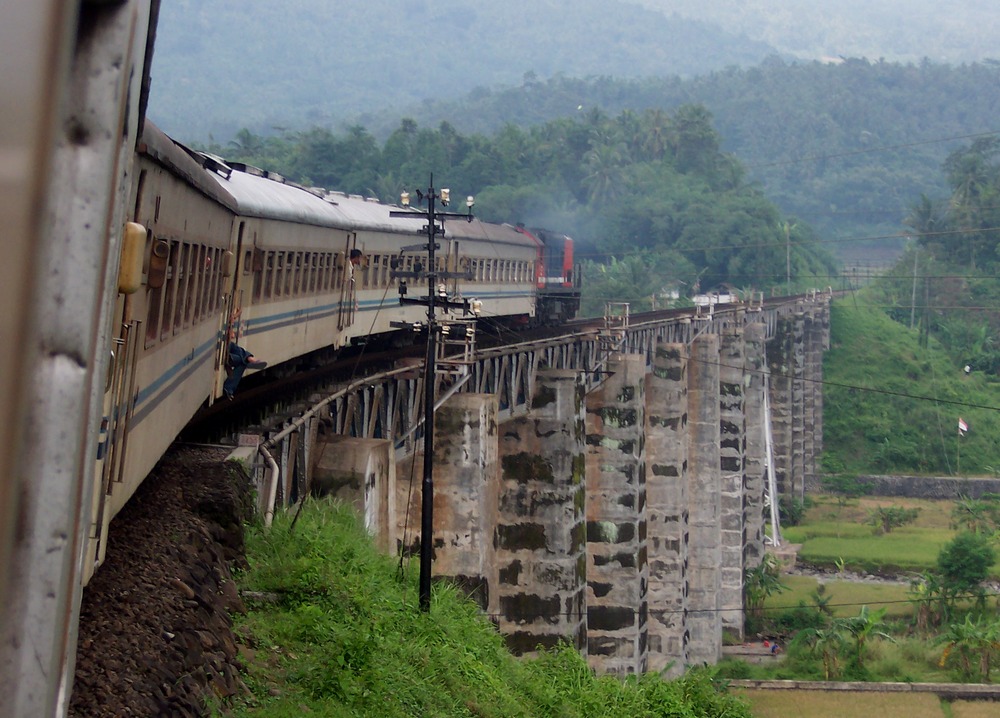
[639, 0, 1000, 63]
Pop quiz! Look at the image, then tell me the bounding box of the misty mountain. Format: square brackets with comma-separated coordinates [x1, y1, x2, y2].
[148, 0, 778, 142]
[640, 0, 1000, 65]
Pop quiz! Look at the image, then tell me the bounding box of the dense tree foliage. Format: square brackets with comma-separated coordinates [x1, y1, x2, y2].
[207, 106, 836, 311]
[868, 136, 1000, 372]
[383, 61, 1000, 261]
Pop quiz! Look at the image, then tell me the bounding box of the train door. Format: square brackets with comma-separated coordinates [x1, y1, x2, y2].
[217, 220, 248, 393]
[337, 232, 358, 331]
[91, 219, 147, 572]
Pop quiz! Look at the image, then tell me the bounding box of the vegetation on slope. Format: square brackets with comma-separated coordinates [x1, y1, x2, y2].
[227, 500, 751, 717]
[823, 135, 1000, 476]
[822, 298, 1000, 476]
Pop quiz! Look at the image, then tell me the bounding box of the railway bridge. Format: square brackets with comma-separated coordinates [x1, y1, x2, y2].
[243, 293, 830, 676]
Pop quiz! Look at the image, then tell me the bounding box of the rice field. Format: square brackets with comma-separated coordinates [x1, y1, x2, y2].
[780, 495, 1000, 576]
[738, 689, 948, 718]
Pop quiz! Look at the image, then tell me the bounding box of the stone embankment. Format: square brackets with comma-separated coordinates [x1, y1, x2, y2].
[69, 447, 252, 718]
[806, 474, 1000, 499]
[730, 679, 1000, 701]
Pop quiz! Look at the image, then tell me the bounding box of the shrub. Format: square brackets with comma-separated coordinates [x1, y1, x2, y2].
[866, 505, 920, 535]
[779, 496, 807, 527]
[937, 531, 996, 593]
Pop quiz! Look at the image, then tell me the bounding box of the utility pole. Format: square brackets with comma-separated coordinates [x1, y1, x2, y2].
[784, 221, 794, 295]
[390, 177, 475, 611]
[909, 246, 919, 330]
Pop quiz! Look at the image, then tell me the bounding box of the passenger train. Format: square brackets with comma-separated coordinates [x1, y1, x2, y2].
[4, 5, 581, 711]
[89, 120, 580, 581]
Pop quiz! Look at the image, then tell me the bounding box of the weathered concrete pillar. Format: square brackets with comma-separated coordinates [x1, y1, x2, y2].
[427, 393, 499, 610]
[791, 310, 808, 498]
[645, 342, 689, 676]
[803, 305, 825, 490]
[686, 333, 722, 665]
[767, 316, 795, 499]
[743, 322, 768, 571]
[314, 435, 397, 553]
[719, 327, 746, 638]
[585, 353, 647, 675]
[496, 369, 587, 656]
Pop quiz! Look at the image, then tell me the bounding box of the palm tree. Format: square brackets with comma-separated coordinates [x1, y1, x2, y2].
[743, 553, 787, 623]
[582, 142, 627, 206]
[839, 606, 891, 670]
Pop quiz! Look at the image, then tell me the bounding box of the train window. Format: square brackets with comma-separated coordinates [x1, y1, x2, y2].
[304, 252, 313, 293]
[203, 247, 217, 318]
[243, 250, 252, 275]
[145, 238, 167, 345]
[293, 252, 303, 295]
[252, 249, 263, 301]
[263, 252, 274, 299]
[176, 243, 193, 331]
[191, 245, 205, 321]
[161, 240, 180, 340]
[282, 252, 292, 296]
[275, 252, 285, 298]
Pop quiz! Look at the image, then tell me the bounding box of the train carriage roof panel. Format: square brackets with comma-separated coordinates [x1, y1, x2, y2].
[205, 167, 354, 228]
[440, 219, 539, 251]
[139, 121, 238, 211]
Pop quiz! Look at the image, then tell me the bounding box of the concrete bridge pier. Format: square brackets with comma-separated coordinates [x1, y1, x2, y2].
[425, 394, 500, 611]
[742, 322, 768, 573]
[719, 327, 747, 639]
[314, 434, 397, 554]
[686, 333, 722, 665]
[645, 342, 690, 676]
[584, 353, 648, 675]
[495, 369, 588, 656]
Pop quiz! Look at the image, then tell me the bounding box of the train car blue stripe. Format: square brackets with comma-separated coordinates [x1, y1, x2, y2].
[128, 286, 537, 428]
[134, 336, 217, 409]
[130, 345, 215, 429]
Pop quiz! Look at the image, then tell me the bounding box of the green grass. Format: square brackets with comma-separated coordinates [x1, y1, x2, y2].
[781, 495, 1000, 577]
[764, 575, 913, 620]
[823, 298, 1000, 476]
[225, 498, 752, 717]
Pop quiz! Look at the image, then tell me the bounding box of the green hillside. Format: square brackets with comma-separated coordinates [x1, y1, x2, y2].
[823, 297, 1000, 476]
[227, 500, 751, 717]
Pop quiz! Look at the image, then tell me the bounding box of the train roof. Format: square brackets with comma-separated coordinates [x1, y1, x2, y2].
[443, 219, 540, 250]
[138, 121, 238, 210]
[147, 125, 542, 246]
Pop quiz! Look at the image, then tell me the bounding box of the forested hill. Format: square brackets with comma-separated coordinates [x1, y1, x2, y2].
[148, 0, 777, 142]
[383, 60, 1000, 258]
